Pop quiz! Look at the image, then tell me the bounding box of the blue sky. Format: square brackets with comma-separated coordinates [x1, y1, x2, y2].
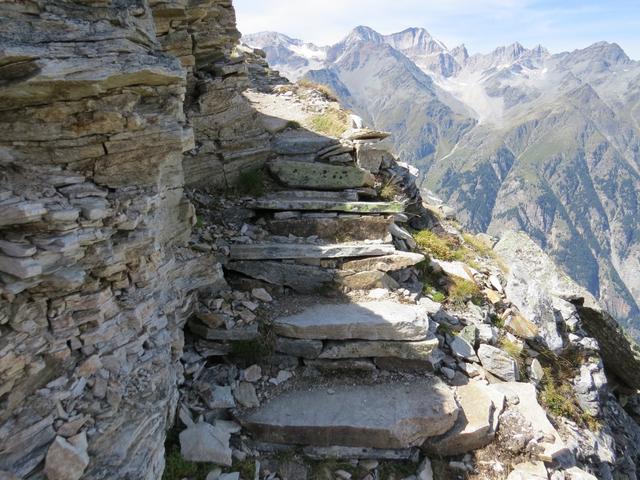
[234, 0, 640, 59]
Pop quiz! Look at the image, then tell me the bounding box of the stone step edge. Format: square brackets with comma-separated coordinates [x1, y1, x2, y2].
[250, 198, 405, 214]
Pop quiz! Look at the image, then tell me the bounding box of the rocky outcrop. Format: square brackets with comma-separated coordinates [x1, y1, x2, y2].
[0, 1, 247, 478]
[495, 231, 640, 390]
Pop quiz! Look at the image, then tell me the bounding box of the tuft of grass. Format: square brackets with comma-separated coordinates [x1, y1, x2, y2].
[236, 168, 266, 197]
[540, 367, 579, 419]
[462, 233, 496, 258]
[423, 284, 447, 303]
[309, 459, 366, 479]
[413, 230, 463, 262]
[500, 338, 523, 359]
[379, 181, 401, 201]
[194, 216, 204, 229]
[500, 338, 527, 379]
[448, 278, 483, 307]
[285, 120, 301, 129]
[536, 349, 601, 430]
[310, 108, 349, 137]
[490, 313, 505, 329]
[297, 79, 339, 101]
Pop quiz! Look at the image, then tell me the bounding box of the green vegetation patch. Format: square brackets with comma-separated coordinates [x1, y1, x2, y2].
[310, 108, 349, 138]
[448, 278, 483, 307]
[536, 348, 601, 430]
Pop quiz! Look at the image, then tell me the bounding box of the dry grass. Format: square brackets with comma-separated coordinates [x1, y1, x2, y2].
[310, 108, 349, 137]
[297, 79, 339, 101]
[379, 181, 401, 200]
[413, 230, 464, 261]
[536, 348, 601, 430]
[449, 278, 483, 307]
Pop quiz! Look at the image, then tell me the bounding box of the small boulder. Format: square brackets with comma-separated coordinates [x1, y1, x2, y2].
[449, 336, 479, 362]
[477, 344, 519, 382]
[179, 422, 232, 466]
[234, 382, 260, 408]
[243, 364, 262, 383]
[44, 434, 89, 480]
[251, 288, 273, 302]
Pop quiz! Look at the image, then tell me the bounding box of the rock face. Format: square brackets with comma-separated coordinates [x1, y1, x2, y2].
[0, 1, 248, 478]
[496, 231, 640, 390]
[241, 380, 459, 448]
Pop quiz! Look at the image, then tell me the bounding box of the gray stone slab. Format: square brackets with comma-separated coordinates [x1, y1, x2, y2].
[266, 216, 391, 243]
[268, 160, 374, 190]
[272, 131, 338, 155]
[275, 337, 323, 359]
[251, 198, 404, 214]
[241, 380, 458, 449]
[341, 252, 425, 273]
[273, 301, 429, 341]
[226, 261, 335, 293]
[262, 190, 359, 201]
[229, 243, 396, 260]
[318, 338, 438, 360]
[302, 445, 416, 460]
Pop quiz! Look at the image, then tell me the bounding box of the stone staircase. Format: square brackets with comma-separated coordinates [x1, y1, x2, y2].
[183, 126, 475, 464]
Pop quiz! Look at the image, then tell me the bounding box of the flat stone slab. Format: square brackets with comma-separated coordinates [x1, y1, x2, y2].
[252, 198, 404, 213]
[318, 337, 439, 360]
[341, 252, 425, 272]
[266, 216, 391, 243]
[241, 380, 458, 449]
[229, 243, 396, 260]
[272, 131, 339, 155]
[226, 261, 335, 293]
[261, 190, 359, 201]
[268, 160, 375, 190]
[273, 301, 429, 340]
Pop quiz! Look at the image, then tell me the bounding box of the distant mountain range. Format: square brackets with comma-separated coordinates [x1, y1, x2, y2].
[243, 27, 640, 336]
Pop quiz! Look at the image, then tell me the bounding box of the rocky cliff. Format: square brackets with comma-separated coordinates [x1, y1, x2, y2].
[2, 3, 640, 480]
[0, 1, 262, 477]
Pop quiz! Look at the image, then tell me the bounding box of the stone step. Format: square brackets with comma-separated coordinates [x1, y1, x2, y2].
[240, 379, 458, 449]
[341, 251, 425, 272]
[251, 198, 404, 214]
[266, 216, 391, 243]
[225, 261, 335, 293]
[261, 190, 359, 202]
[267, 160, 374, 190]
[272, 131, 339, 155]
[273, 301, 429, 341]
[318, 337, 439, 360]
[229, 243, 396, 260]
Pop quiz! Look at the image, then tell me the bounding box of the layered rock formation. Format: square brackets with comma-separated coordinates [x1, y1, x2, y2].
[0, 1, 261, 477]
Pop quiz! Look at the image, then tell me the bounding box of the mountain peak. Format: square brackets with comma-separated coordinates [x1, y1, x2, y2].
[384, 27, 448, 55]
[344, 25, 384, 44]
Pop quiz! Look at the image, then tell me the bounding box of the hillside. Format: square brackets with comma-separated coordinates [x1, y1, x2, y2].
[244, 28, 640, 337]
